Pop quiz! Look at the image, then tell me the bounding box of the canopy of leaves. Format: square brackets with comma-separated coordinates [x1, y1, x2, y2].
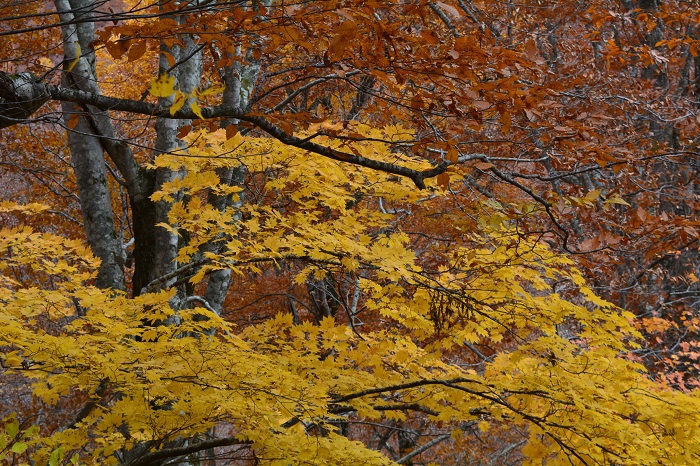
[1, 0, 700, 465]
[3, 132, 700, 464]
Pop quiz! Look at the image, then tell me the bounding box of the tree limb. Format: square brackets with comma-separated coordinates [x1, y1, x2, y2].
[0, 74, 449, 189]
[396, 433, 451, 464]
[123, 436, 252, 466]
[0, 73, 50, 129]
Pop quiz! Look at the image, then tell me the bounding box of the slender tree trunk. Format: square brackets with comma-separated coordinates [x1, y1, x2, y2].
[130, 171, 159, 295]
[55, 0, 126, 291]
[201, 8, 269, 314]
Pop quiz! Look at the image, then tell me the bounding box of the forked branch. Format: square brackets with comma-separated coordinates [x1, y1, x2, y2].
[0, 74, 449, 189]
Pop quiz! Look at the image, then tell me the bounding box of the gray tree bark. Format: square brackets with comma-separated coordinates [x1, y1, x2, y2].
[54, 0, 126, 291]
[151, 30, 204, 309]
[202, 45, 252, 315]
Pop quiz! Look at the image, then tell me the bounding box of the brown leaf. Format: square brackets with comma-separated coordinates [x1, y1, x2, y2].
[524, 38, 538, 61]
[474, 161, 494, 170]
[105, 38, 130, 60]
[67, 113, 80, 130]
[127, 41, 148, 63]
[177, 125, 192, 139]
[410, 95, 424, 110]
[436, 1, 460, 17]
[499, 110, 511, 133]
[226, 124, 239, 140]
[327, 21, 357, 61]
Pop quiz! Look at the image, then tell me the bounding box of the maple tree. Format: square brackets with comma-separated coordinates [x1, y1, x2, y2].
[1, 0, 700, 465]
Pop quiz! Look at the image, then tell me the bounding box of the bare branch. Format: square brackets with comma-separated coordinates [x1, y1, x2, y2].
[397, 433, 451, 464]
[123, 436, 252, 466]
[20, 81, 449, 188]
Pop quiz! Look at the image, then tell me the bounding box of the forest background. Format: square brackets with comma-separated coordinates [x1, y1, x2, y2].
[1, 0, 700, 464]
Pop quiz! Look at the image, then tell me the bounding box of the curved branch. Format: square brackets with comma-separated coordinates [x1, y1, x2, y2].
[0, 73, 50, 129]
[62, 378, 109, 431]
[330, 377, 491, 404]
[124, 436, 252, 466]
[2, 80, 448, 188]
[397, 433, 451, 464]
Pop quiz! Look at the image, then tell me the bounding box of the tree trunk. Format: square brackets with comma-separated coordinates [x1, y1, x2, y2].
[55, 0, 126, 291]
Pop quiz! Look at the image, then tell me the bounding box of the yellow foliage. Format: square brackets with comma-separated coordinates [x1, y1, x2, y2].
[2, 126, 700, 465]
[148, 74, 176, 97]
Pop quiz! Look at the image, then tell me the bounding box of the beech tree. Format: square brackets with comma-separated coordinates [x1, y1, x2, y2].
[1, 0, 700, 465]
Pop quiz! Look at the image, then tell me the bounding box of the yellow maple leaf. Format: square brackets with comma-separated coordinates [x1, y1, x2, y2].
[65, 44, 81, 72]
[603, 194, 631, 206]
[149, 74, 176, 98]
[169, 91, 186, 115]
[190, 100, 204, 119]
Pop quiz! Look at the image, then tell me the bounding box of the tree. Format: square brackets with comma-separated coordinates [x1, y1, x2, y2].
[1, 0, 700, 465]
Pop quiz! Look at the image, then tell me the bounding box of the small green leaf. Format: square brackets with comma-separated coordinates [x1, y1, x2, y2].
[197, 84, 225, 97]
[11, 442, 27, 454]
[65, 44, 81, 72]
[49, 447, 64, 466]
[5, 420, 19, 439]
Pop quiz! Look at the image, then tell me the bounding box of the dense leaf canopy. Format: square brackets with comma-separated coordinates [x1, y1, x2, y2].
[1, 0, 700, 465]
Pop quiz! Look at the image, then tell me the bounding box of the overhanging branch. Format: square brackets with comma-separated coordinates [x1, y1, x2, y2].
[0, 73, 50, 129]
[123, 436, 252, 466]
[1, 76, 448, 189]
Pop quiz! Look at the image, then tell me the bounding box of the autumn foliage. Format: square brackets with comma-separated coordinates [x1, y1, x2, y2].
[1, 0, 700, 465]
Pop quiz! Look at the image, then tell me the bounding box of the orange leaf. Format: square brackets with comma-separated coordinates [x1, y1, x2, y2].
[447, 149, 458, 163]
[127, 41, 148, 62]
[67, 113, 80, 130]
[105, 38, 130, 60]
[177, 125, 192, 139]
[226, 124, 239, 140]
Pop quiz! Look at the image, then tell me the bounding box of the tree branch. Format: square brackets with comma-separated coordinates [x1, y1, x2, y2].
[0, 73, 50, 129]
[330, 377, 490, 404]
[396, 433, 451, 464]
[7, 79, 449, 189]
[123, 436, 252, 466]
[62, 378, 109, 431]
